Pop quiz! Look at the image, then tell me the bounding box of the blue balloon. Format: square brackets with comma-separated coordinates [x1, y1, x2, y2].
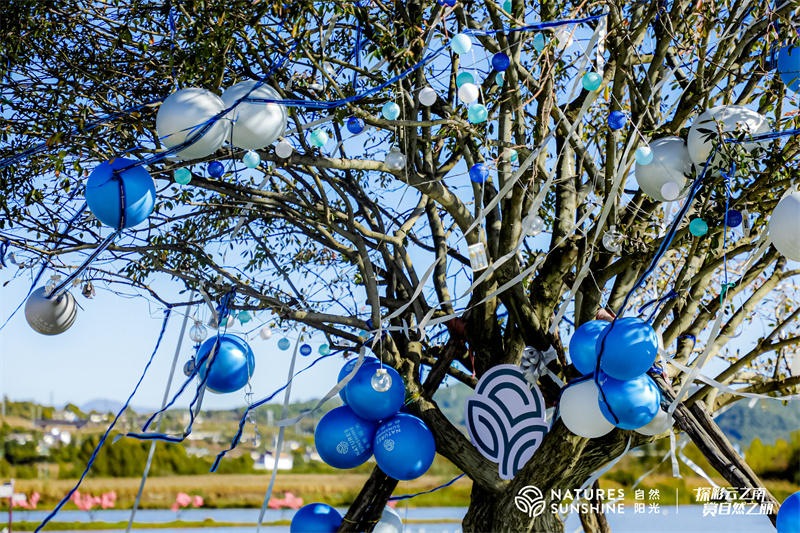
[207, 161, 225, 177]
[595, 317, 658, 380]
[290, 503, 342, 533]
[374, 413, 436, 480]
[569, 320, 609, 375]
[345, 363, 405, 421]
[777, 491, 800, 533]
[300, 343, 312, 356]
[492, 52, 510, 71]
[597, 372, 660, 430]
[337, 356, 379, 404]
[85, 158, 156, 229]
[469, 163, 489, 183]
[608, 111, 627, 130]
[347, 117, 365, 134]
[725, 209, 742, 228]
[196, 334, 255, 394]
[437, 0, 456, 6]
[278, 338, 291, 351]
[315, 406, 379, 469]
[779, 47, 800, 93]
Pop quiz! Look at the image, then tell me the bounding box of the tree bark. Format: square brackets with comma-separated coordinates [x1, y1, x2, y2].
[578, 481, 612, 533]
[337, 466, 398, 532]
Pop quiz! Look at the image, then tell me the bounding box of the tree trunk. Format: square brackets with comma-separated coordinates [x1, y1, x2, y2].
[337, 466, 398, 532]
[578, 481, 612, 533]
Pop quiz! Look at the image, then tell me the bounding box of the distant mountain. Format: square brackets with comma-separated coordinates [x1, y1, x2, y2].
[715, 398, 800, 446]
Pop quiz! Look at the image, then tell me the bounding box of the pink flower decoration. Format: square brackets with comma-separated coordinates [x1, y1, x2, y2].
[30, 493, 40, 509]
[171, 503, 179, 512]
[192, 495, 204, 508]
[175, 492, 191, 508]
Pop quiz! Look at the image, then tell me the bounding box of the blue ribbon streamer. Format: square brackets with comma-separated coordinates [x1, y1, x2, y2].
[388, 473, 466, 501]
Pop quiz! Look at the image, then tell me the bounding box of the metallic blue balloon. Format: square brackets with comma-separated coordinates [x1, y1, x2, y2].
[597, 372, 660, 430]
[196, 334, 255, 394]
[290, 503, 342, 533]
[278, 338, 291, 351]
[300, 343, 312, 356]
[315, 406, 378, 469]
[595, 317, 658, 380]
[344, 363, 405, 421]
[469, 163, 489, 183]
[207, 161, 225, 177]
[492, 52, 510, 71]
[337, 356, 379, 404]
[608, 111, 627, 130]
[374, 413, 436, 480]
[568, 320, 608, 375]
[777, 491, 800, 533]
[347, 117, 365, 134]
[85, 158, 156, 229]
[725, 209, 743, 228]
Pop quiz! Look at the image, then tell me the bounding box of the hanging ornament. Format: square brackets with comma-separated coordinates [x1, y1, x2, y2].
[495, 73, 505, 86]
[238, 311, 252, 324]
[371, 367, 393, 392]
[156, 88, 230, 160]
[45, 275, 61, 296]
[189, 320, 208, 343]
[689, 218, 708, 237]
[742, 208, 751, 238]
[309, 129, 328, 148]
[602, 225, 623, 252]
[503, 0, 512, 12]
[469, 163, 489, 183]
[259, 326, 273, 340]
[468, 104, 488, 124]
[418, 87, 437, 106]
[533, 34, 546, 52]
[81, 281, 96, 299]
[207, 161, 225, 178]
[275, 139, 293, 158]
[607, 111, 627, 130]
[456, 72, 475, 87]
[634, 146, 653, 165]
[450, 33, 472, 55]
[347, 117, 365, 134]
[384, 146, 407, 171]
[468, 243, 489, 271]
[300, 343, 312, 356]
[437, 0, 457, 6]
[458, 83, 479, 103]
[504, 148, 518, 162]
[242, 151, 261, 169]
[174, 168, 192, 185]
[382, 102, 400, 120]
[319, 344, 330, 355]
[527, 215, 545, 236]
[725, 209, 743, 228]
[581, 72, 602, 91]
[183, 358, 196, 377]
[492, 53, 510, 71]
[278, 338, 291, 351]
[660, 182, 681, 201]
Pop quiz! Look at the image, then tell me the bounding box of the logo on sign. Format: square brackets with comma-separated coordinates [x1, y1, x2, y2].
[514, 486, 546, 517]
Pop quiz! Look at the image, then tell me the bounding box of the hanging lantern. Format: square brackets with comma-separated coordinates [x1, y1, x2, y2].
[347, 117, 365, 134]
[309, 129, 328, 148]
[458, 83, 480, 103]
[456, 72, 475, 87]
[582, 72, 602, 91]
[491, 53, 510, 71]
[450, 34, 472, 55]
[174, 168, 192, 185]
[602, 225, 623, 252]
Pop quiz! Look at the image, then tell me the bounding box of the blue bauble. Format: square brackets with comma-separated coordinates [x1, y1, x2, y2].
[344, 363, 405, 421]
[290, 503, 342, 533]
[85, 158, 156, 229]
[278, 338, 291, 351]
[777, 491, 800, 533]
[468, 104, 488, 124]
[374, 413, 436, 480]
[347, 117, 365, 134]
[595, 317, 658, 380]
[597, 372, 660, 430]
[196, 334, 255, 394]
[338, 356, 379, 404]
[207, 161, 225, 177]
[382, 102, 400, 121]
[569, 320, 609, 375]
[608, 111, 627, 130]
[469, 163, 490, 183]
[300, 343, 312, 356]
[492, 52, 510, 71]
[725, 209, 743, 228]
[242, 151, 260, 169]
[778, 47, 800, 93]
[437, 0, 457, 5]
[315, 406, 379, 469]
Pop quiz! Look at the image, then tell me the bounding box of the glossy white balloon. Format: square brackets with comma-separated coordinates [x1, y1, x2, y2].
[770, 191, 800, 261]
[458, 83, 480, 103]
[419, 87, 437, 106]
[634, 137, 693, 202]
[275, 139, 293, 159]
[686, 105, 769, 167]
[221, 81, 288, 150]
[156, 88, 230, 160]
[559, 379, 615, 438]
[634, 407, 673, 436]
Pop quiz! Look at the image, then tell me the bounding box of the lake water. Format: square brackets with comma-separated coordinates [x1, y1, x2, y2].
[11, 505, 776, 532]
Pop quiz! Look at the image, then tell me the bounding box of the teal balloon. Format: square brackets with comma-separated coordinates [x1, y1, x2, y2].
[635, 146, 653, 165]
[382, 102, 400, 121]
[689, 218, 708, 237]
[456, 72, 475, 87]
[374, 413, 436, 480]
[595, 317, 658, 381]
[505, 148, 518, 162]
[777, 491, 800, 533]
[778, 47, 800, 93]
[278, 338, 291, 351]
[309, 129, 328, 148]
[196, 334, 255, 394]
[174, 168, 192, 185]
[85, 158, 156, 229]
[338, 356, 379, 404]
[569, 320, 608, 375]
[291, 503, 342, 533]
[495, 73, 504, 86]
[597, 372, 660, 430]
[533, 34, 546, 52]
[319, 344, 330, 355]
[468, 104, 488, 124]
[344, 363, 405, 421]
[503, 0, 512, 12]
[242, 150, 261, 169]
[582, 72, 602, 91]
[450, 33, 472, 55]
[237, 311, 252, 324]
[315, 406, 378, 469]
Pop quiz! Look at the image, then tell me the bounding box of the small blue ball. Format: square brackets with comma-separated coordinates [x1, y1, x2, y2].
[777, 491, 800, 533]
[597, 372, 660, 430]
[337, 356, 379, 404]
[278, 338, 291, 351]
[725, 209, 743, 228]
[300, 343, 312, 356]
[467, 104, 488, 124]
[495, 73, 505, 86]
[315, 406, 379, 469]
[344, 363, 405, 421]
[85, 158, 156, 229]
[437, 0, 456, 5]
[569, 320, 609, 375]
[347, 117, 365, 134]
[596, 317, 658, 381]
[382, 102, 400, 121]
[242, 151, 260, 169]
[208, 161, 225, 177]
[450, 34, 472, 56]
[492, 52, 510, 71]
[374, 413, 436, 480]
[469, 163, 490, 183]
[608, 111, 627, 130]
[290, 503, 342, 533]
[196, 334, 255, 394]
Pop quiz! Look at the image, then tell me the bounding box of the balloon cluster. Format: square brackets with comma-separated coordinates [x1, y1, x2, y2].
[314, 358, 436, 481]
[559, 318, 672, 438]
[290, 503, 403, 533]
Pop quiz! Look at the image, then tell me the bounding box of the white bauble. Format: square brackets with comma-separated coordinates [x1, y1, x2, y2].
[373, 506, 403, 533]
[634, 137, 693, 202]
[634, 407, 673, 436]
[156, 88, 231, 160]
[686, 105, 769, 167]
[770, 191, 800, 261]
[25, 287, 78, 335]
[559, 379, 615, 438]
[221, 81, 288, 150]
[458, 83, 480, 103]
[419, 87, 437, 106]
[275, 139, 293, 159]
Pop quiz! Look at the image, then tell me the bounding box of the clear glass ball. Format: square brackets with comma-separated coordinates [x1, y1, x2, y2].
[275, 140, 293, 158]
[385, 147, 407, 171]
[602, 225, 623, 253]
[529, 215, 545, 236]
[189, 320, 207, 343]
[371, 368, 393, 392]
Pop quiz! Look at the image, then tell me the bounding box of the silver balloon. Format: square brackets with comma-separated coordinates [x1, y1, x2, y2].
[25, 287, 77, 335]
[373, 506, 403, 533]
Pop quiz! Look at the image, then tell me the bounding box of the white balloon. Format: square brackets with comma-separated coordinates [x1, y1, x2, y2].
[686, 105, 769, 167]
[419, 87, 437, 106]
[635, 408, 673, 436]
[458, 83, 480, 104]
[259, 326, 273, 340]
[221, 81, 288, 150]
[373, 506, 403, 533]
[634, 137, 693, 202]
[25, 287, 77, 335]
[661, 182, 680, 201]
[770, 191, 800, 261]
[559, 379, 615, 439]
[275, 139, 293, 159]
[156, 88, 230, 160]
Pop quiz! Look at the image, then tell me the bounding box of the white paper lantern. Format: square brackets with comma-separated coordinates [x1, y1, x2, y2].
[770, 191, 800, 261]
[221, 81, 288, 150]
[25, 287, 78, 335]
[559, 379, 615, 438]
[275, 139, 293, 159]
[156, 88, 231, 160]
[458, 83, 480, 103]
[634, 137, 693, 202]
[419, 87, 437, 106]
[686, 105, 769, 167]
[373, 506, 403, 533]
[634, 407, 673, 436]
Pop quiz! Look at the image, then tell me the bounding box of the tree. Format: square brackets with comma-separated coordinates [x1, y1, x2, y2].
[2, 0, 800, 531]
